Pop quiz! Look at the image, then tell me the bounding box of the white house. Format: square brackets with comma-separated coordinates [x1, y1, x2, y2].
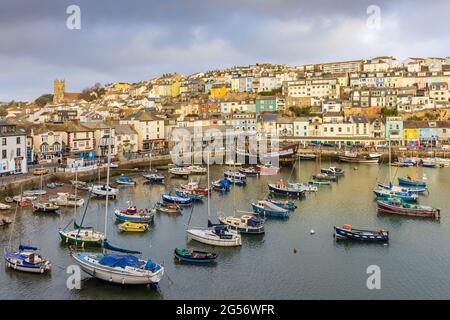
[0, 121, 27, 175]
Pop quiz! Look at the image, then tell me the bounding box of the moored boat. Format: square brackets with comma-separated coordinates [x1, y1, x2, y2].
[59, 224, 105, 247]
[169, 167, 191, 177]
[50, 193, 85, 207]
[118, 221, 149, 232]
[320, 167, 344, 175]
[23, 189, 46, 196]
[0, 202, 11, 210]
[398, 177, 427, 187]
[334, 224, 389, 241]
[88, 184, 119, 198]
[0, 217, 12, 226]
[116, 176, 136, 186]
[312, 173, 338, 182]
[175, 190, 204, 201]
[224, 171, 247, 185]
[174, 248, 217, 263]
[251, 200, 289, 218]
[155, 202, 182, 214]
[373, 188, 418, 202]
[32, 202, 59, 213]
[180, 181, 209, 195]
[143, 173, 165, 183]
[298, 153, 316, 160]
[162, 194, 193, 206]
[268, 180, 305, 198]
[267, 199, 297, 210]
[238, 167, 259, 176]
[256, 163, 280, 175]
[186, 221, 242, 247]
[308, 179, 331, 186]
[377, 183, 426, 194]
[4, 245, 52, 273]
[217, 214, 265, 235]
[186, 165, 207, 174]
[114, 206, 155, 223]
[211, 179, 231, 192]
[377, 198, 440, 218]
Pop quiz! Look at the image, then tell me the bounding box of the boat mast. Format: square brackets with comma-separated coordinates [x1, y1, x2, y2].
[104, 127, 112, 238]
[388, 126, 392, 184]
[73, 166, 78, 221]
[207, 150, 210, 217]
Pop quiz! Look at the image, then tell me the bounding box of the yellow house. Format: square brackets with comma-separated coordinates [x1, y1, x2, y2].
[113, 82, 131, 92]
[403, 128, 419, 145]
[171, 79, 180, 97]
[210, 85, 228, 98]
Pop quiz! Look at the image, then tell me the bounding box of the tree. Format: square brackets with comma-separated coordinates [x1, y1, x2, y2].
[34, 94, 54, 107]
[289, 106, 313, 117]
[380, 107, 398, 117]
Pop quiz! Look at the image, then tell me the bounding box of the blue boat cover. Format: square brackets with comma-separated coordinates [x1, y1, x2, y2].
[99, 254, 145, 268]
[19, 245, 38, 251]
[247, 216, 264, 227]
[145, 259, 161, 271]
[219, 179, 231, 187]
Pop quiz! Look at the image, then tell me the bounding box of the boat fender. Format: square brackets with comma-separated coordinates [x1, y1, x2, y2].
[40, 268, 44, 274]
[310, 229, 315, 235]
[122, 278, 125, 285]
[109, 277, 113, 282]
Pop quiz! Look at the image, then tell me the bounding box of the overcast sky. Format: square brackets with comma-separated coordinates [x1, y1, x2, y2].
[1, 0, 449, 101]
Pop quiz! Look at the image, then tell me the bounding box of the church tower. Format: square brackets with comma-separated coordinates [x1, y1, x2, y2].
[53, 79, 66, 104]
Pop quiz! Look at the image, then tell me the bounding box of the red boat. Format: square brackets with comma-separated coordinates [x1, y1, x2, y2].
[180, 181, 209, 196]
[377, 199, 440, 219]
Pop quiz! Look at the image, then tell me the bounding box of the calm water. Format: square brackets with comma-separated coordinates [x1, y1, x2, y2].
[1, 161, 450, 300]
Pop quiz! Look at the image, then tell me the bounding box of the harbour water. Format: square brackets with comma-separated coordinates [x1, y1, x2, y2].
[1, 161, 450, 299]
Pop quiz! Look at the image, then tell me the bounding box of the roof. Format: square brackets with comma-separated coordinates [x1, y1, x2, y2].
[123, 111, 163, 121]
[111, 124, 138, 135]
[350, 115, 369, 123]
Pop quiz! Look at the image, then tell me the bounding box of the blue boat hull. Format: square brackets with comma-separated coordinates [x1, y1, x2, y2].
[251, 203, 289, 218]
[268, 184, 305, 198]
[162, 195, 192, 205]
[373, 190, 417, 202]
[334, 227, 389, 241]
[114, 212, 153, 223]
[268, 200, 297, 211]
[398, 178, 426, 187]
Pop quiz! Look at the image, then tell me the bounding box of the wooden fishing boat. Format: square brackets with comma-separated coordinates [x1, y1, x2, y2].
[288, 182, 318, 192]
[155, 202, 182, 214]
[142, 173, 165, 183]
[256, 163, 280, 176]
[162, 194, 193, 206]
[268, 180, 305, 198]
[377, 198, 440, 218]
[118, 221, 149, 232]
[180, 181, 209, 195]
[334, 224, 389, 242]
[32, 202, 60, 213]
[211, 179, 231, 192]
[251, 200, 289, 218]
[373, 188, 418, 202]
[114, 206, 155, 223]
[174, 248, 217, 263]
[186, 221, 242, 247]
[23, 189, 46, 196]
[339, 151, 380, 164]
[4, 245, 52, 273]
[175, 190, 204, 201]
[217, 214, 265, 235]
[398, 177, 427, 187]
[320, 167, 344, 175]
[116, 176, 136, 185]
[267, 199, 297, 210]
[13, 195, 36, 202]
[0, 202, 11, 210]
[238, 167, 259, 176]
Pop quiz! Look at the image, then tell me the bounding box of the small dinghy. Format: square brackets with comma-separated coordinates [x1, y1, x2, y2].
[373, 188, 418, 202]
[33, 202, 60, 213]
[23, 189, 46, 196]
[185, 165, 207, 174]
[88, 184, 119, 198]
[377, 182, 427, 194]
[116, 176, 136, 186]
[4, 197, 14, 203]
[155, 202, 182, 214]
[186, 221, 242, 247]
[174, 247, 217, 263]
[114, 206, 155, 223]
[175, 190, 204, 201]
[169, 167, 191, 177]
[162, 194, 193, 206]
[4, 245, 52, 273]
[312, 173, 338, 182]
[298, 153, 316, 160]
[143, 173, 165, 183]
[256, 163, 280, 176]
[50, 193, 85, 207]
[320, 167, 344, 175]
[13, 195, 37, 202]
[181, 181, 209, 195]
[71, 180, 90, 190]
[0, 202, 11, 210]
[0, 218, 12, 226]
[308, 179, 331, 186]
[251, 200, 289, 218]
[212, 179, 231, 192]
[238, 167, 259, 176]
[118, 221, 149, 232]
[334, 224, 389, 242]
[47, 182, 64, 189]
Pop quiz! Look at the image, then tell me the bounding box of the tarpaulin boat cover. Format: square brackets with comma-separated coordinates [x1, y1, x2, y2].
[19, 245, 38, 251]
[145, 259, 161, 271]
[247, 216, 264, 227]
[99, 254, 145, 268]
[218, 179, 231, 187]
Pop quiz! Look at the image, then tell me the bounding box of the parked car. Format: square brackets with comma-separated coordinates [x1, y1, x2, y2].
[32, 168, 49, 176]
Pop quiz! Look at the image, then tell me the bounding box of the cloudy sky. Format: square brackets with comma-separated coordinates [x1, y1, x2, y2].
[1, 0, 449, 101]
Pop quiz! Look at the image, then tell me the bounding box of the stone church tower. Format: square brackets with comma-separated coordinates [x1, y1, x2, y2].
[53, 79, 66, 104]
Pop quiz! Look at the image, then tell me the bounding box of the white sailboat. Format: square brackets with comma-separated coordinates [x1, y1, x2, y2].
[71, 128, 164, 285]
[186, 151, 242, 247]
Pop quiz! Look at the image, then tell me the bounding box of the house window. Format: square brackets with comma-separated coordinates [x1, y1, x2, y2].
[2, 138, 6, 146]
[2, 150, 6, 159]
[16, 148, 21, 157]
[16, 137, 21, 144]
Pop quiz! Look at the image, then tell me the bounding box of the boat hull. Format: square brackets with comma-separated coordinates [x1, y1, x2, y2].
[186, 229, 242, 247]
[268, 184, 305, 198]
[398, 178, 427, 187]
[251, 203, 289, 218]
[334, 227, 389, 241]
[377, 202, 439, 218]
[59, 230, 103, 247]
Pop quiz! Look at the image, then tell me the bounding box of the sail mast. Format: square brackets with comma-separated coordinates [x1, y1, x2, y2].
[73, 167, 78, 221]
[207, 150, 210, 217]
[388, 126, 392, 183]
[104, 127, 112, 237]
